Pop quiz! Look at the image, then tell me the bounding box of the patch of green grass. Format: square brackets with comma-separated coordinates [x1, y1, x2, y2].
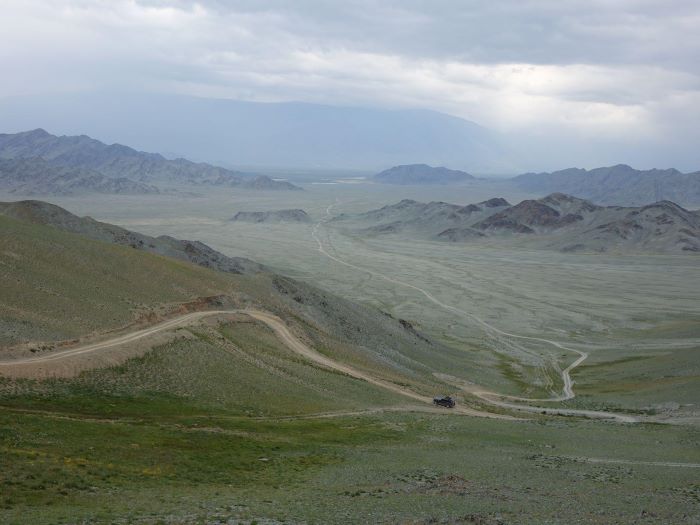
[0, 403, 400, 523]
[1, 401, 699, 524]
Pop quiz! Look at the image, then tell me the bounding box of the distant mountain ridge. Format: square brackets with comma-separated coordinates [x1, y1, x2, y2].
[513, 164, 700, 207]
[0, 129, 300, 194]
[332, 193, 700, 254]
[373, 164, 474, 185]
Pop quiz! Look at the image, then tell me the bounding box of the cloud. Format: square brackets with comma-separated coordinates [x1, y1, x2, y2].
[1, 0, 699, 156]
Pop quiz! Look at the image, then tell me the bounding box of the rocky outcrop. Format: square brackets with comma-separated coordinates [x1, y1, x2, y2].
[230, 209, 311, 223]
[436, 227, 486, 241]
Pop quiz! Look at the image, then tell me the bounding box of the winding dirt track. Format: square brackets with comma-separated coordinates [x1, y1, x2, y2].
[0, 311, 232, 367]
[312, 201, 636, 423]
[0, 308, 504, 419]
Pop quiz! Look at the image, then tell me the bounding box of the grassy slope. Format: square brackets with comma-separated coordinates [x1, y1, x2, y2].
[0, 214, 239, 345]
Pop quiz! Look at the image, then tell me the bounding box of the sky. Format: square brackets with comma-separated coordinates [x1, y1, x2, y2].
[2, 0, 700, 168]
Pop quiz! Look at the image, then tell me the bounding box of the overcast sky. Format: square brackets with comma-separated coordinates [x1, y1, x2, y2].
[2, 0, 699, 162]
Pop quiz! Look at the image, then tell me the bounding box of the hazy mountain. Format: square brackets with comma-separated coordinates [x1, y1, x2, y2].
[0, 157, 158, 196]
[333, 193, 700, 253]
[0, 129, 300, 191]
[230, 209, 311, 223]
[0, 200, 264, 274]
[513, 164, 700, 207]
[373, 164, 474, 185]
[0, 93, 506, 171]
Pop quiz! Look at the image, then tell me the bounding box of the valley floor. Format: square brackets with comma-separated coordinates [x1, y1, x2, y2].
[61, 184, 699, 416]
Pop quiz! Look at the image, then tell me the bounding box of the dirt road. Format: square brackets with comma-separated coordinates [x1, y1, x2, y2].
[0, 311, 235, 367]
[0, 308, 504, 418]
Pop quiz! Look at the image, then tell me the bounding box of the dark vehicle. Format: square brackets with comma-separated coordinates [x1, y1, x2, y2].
[433, 395, 455, 408]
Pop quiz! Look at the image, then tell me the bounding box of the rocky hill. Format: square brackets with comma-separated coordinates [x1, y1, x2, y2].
[554, 200, 700, 254]
[0, 129, 300, 193]
[0, 200, 264, 274]
[513, 164, 700, 207]
[230, 209, 311, 223]
[331, 197, 510, 237]
[373, 164, 474, 185]
[332, 193, 700, 253]
[474, 193, 600, 233]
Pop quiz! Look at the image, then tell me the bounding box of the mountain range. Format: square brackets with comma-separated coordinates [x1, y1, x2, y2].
[0, 157, 160, 196]
[331, 193, 700, 253]
[2, 127, 698, 208]
[0, 129, 299, 195]
[513, 164, 700, 207]
[366, 163, 700, 207]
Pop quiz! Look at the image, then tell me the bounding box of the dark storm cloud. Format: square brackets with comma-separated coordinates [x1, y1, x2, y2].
[187, 0, 700, 70]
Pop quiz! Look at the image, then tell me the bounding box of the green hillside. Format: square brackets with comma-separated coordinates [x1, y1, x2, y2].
[0, 214, 240, 345]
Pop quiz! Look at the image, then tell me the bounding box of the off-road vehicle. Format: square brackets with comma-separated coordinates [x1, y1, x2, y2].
[433, 395, 455, 408]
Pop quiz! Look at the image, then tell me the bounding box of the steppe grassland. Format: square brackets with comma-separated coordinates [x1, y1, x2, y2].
[2, 391, 699, 524]
[34, 183, 700, 410]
